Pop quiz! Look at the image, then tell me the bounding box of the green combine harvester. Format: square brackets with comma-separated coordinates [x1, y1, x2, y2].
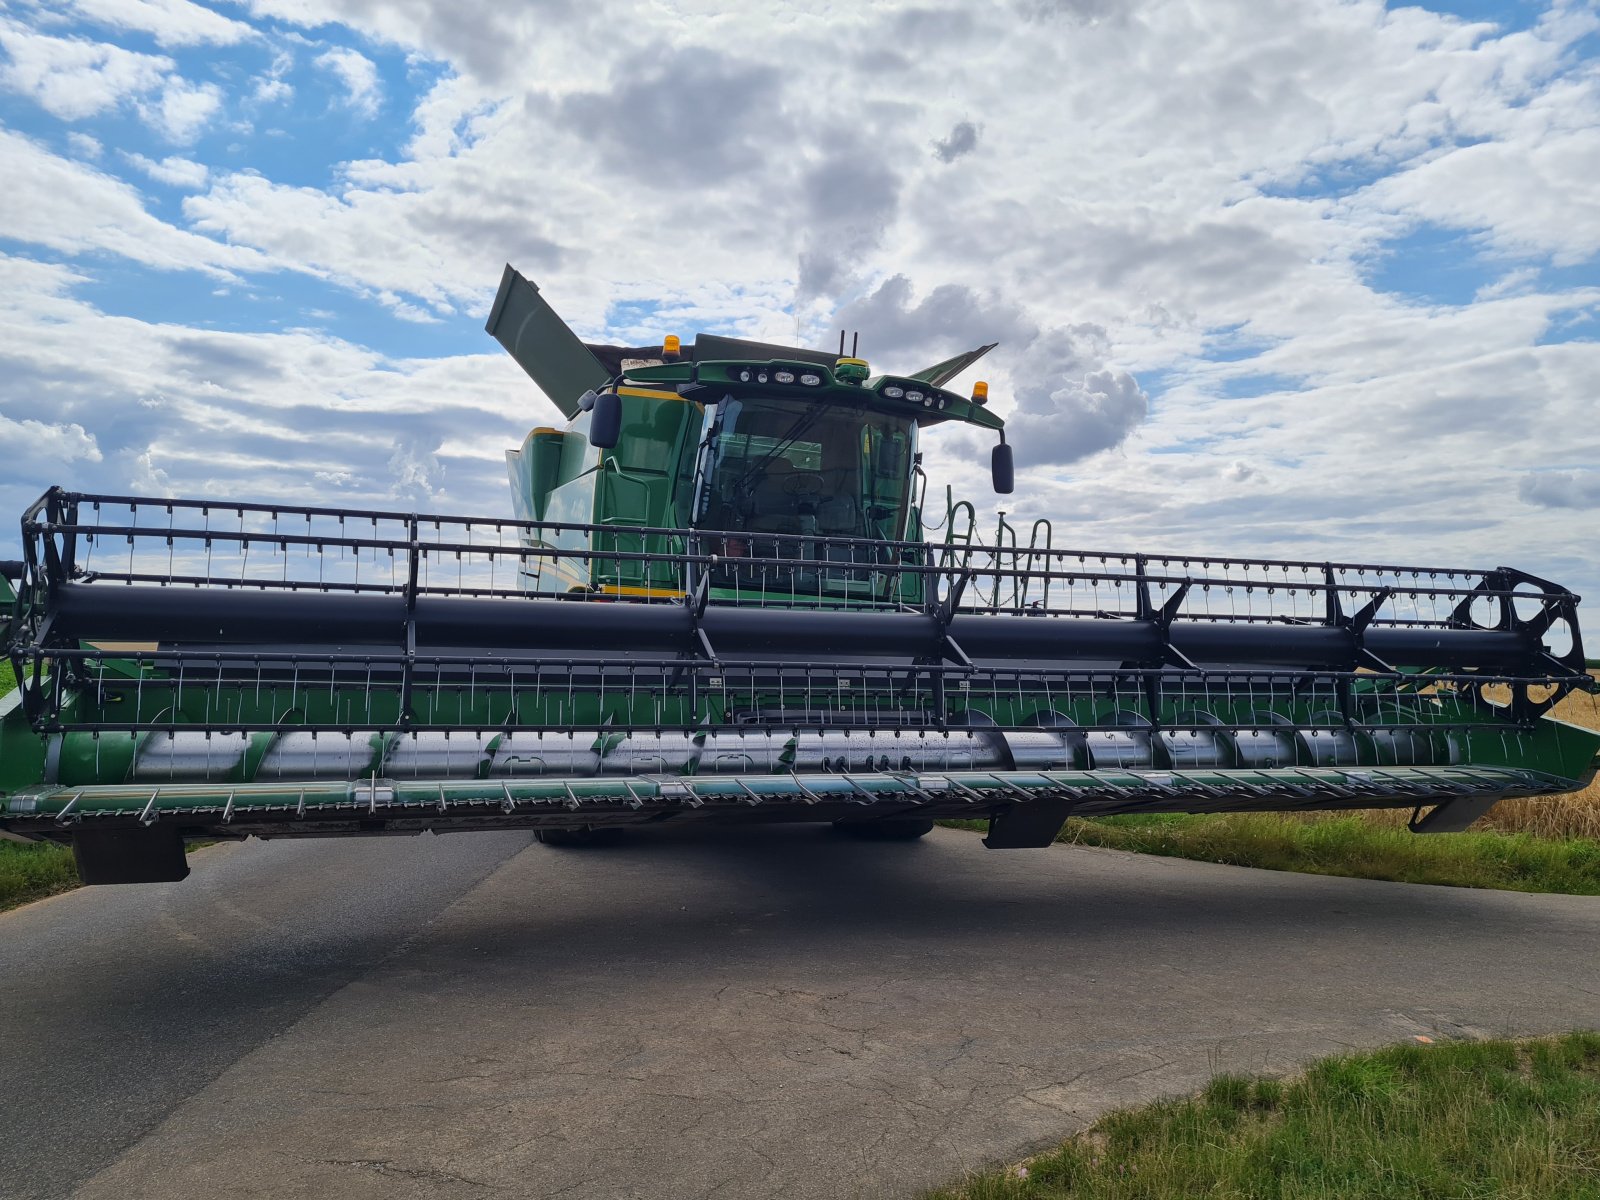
[2, 265, 1597, 884]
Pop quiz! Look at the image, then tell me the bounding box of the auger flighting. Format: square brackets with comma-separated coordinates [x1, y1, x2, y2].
[1, 264, 1596, 884]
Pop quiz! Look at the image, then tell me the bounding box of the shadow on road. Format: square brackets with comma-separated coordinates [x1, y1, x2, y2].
[413, 820, 1564, 967]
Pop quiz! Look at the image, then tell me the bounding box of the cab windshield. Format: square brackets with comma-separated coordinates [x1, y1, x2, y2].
[697, 397, 916, 541]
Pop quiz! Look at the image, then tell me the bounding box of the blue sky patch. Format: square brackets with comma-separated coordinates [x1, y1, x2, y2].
[1197, 326, 1279, 363]
[1535, 304, 1600, 346]
[1406, 0, 1543, 30]
[1212, 371, 1306, 400]
[39, 246, 489, 360]
[1365, 223, 1500, 306]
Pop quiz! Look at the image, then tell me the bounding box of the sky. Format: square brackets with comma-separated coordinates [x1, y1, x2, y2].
[0, 0, 1597, 607]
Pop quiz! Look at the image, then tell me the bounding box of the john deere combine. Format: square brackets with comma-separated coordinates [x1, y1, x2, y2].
[2, 265, 1596, 884]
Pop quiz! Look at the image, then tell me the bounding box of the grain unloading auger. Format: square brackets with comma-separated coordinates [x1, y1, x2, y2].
[2, 266, 1597, 884]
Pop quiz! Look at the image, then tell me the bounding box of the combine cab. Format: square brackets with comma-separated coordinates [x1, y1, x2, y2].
[2, 265, 1596, 884]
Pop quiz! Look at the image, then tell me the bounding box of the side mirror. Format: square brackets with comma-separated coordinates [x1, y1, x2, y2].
[589, 390, 622, 449]
[991, 441, 1014, 494]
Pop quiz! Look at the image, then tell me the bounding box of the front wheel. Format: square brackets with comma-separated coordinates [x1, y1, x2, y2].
[833, 817, 935, 841]
[535, 826, 625, 848]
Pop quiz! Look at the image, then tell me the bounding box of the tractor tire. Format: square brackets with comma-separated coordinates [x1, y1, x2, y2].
[833, 817, 935, 841]
[534, 825, 625, 848]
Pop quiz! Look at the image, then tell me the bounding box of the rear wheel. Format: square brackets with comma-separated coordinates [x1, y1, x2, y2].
[833, 817, 935, 841]
[534, 825, 625, 848]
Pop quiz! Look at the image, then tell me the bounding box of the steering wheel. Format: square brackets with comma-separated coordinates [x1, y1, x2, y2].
[783, 473, 823, 497]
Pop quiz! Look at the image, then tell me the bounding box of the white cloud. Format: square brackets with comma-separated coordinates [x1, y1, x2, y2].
[0, 253, 528, 522]
[61, 0, 257, 48]
[140, 76, 224, 142]
[0, 130, 270, 277]
[65, 131, 103, 158]
[0, 412, 101, 466]
[122, 151, 210, 188]
[239, 0, 559, 89]
[0, 20, 172, 119]
[933, 121, 980, 164]
[0, 18, 224, 143]
[1359, 126, 1600, 267]
[381, 293, 443, 323]
[1518, 469, 1600, 510]
[388, 437, 445, 502]
[1007, 368, 1149, 467]
[251, 48, 293, 105]
[191, 0, 1600, 335]
[1475, 266, 1541, 301]
[182, 169, 474, 317]
[253, 75, 292, 103]
[315, 46, 380, 117]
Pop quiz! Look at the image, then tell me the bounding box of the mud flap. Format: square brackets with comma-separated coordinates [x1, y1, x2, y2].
[983, 799, 1077, 848]
[72, 825, 190, 884]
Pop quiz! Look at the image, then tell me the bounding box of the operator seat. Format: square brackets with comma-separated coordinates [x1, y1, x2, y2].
[744, 456, 800, 533]
[815, 489, 860, 536]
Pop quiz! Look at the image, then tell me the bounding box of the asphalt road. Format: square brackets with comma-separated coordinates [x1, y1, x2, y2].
[4, 825, 1598, 1200]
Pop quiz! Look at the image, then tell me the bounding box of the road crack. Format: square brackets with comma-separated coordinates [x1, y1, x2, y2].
[309, 1157, 510, 1191]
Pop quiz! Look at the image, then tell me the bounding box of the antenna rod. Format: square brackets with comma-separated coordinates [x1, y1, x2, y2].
[838, 330, 845, 356]
[851, 332, 859, 357]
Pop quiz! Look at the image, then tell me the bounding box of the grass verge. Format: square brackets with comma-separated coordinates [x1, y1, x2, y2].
[0, 839, 223, 913]
[943, 813, 1600, 895]
[926, 1033, 1600, 1200]
[0, 840, 79, 911]
[1, 663, 223, 912]
[0, 662, 75, 910]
